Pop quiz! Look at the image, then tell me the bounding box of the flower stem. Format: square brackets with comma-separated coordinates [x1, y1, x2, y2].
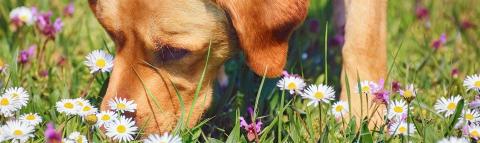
[318, 102, 322, 136]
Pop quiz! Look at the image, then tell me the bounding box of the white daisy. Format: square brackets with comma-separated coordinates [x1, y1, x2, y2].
[105, 116, 138, 142]
[399, 84, 417, 100]
[331, 100, 349, 118]
[3, 87, 29, 108]
[108, 97, 137, 113]
[56, 99, 80, 115]
[461, 109, 480, 123]
[464, 74, 480, 91]
[78, 104, 98, 117]
[62, 139, 75, 143]
[96, 110, 118, 127]
[84, 50, 114, 73]
[434, 96, 462, 117]
[2, 120, 35, 142]
[19, 113, 42, 126]
[68, 131, 88, 143]
[276, 75, 306, 94]
[437, 136, 469, 143]
[143, 132, 182, 143]
[387, 100, 409, 120]
[9, 7, 35, 25]
[468, 125, 480, 139]
[388, 121, 415, 136]
[301, 84, 335, 106]
[74, 98, 91, 107]
[0, 94, 19, 117]
[357, 80, 377, 95]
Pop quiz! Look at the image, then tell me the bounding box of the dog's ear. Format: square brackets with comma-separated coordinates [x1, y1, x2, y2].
[216, 0, 309, 77]
[88, 0, 125, 46]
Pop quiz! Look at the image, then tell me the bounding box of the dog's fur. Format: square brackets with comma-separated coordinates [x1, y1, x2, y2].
[88, 0, 386, 134]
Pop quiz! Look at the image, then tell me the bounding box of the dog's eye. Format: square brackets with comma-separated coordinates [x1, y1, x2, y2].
[154, 45, 189, 62]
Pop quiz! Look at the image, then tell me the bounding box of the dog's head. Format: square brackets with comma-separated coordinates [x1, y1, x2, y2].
[88, 0, 308, 133]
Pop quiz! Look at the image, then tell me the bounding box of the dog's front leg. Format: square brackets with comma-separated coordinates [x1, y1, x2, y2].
[340, 0, 388, 128]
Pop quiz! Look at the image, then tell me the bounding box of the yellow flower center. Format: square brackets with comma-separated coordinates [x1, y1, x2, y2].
[447, 102, 456, 110]
[117, 103, 126, 110]
[0, 98, 9, 106]
[335, 105, 344, 112]
[472, 130, 480, 138]
[12, 93, 19, 98]
[403, 90, 413, 98]
[116, 125, 126, 133]
[0, 59, 4, 67]
[64, 102, 74, 109]
[95, 59, 107, 68]
[393, 106, 403, 113]
[19, 14, 28, 22]
[101, 115, 111, 121]
[398, 126, 406, 133]
[314, 92, 324, 99]
[466, 114, 474, 121]
[83, 106, 91, 112]
[475, 81, 480, 88]
[361, 86, 370, 93]
[13, 130, 23, 136]
[76, 137, 83, 143]
[287, 82, 297, 90]
[26, 114, 36, 120]
[76, 101, 84, 107]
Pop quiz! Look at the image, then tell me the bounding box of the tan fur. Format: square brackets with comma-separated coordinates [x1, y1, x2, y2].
[88, 0, 309, 134]
[340, 0, 388, 127]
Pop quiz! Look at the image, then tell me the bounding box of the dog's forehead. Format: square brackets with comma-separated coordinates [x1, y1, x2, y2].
[95, 0, 228, 50]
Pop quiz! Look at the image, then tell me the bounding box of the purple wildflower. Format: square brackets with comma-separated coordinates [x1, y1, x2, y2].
[39, 69, 49, 77]
[309, 19, 320, 33]
[451, 68, 459, 78]
[469, 96, 480, 109]
[18, 45, 36, 64]
[45, 123, 62, 143]
[432, 33, 447, 49]
[391, 81, 401, 93]
[461, 20, 475, 30]
[415, 6, 429, 20]
[63, 2, 75, 17]
[36, 11, 63, 39]
[330, 33, 345, 47]
[371, 79, 390, 105]
[239, 107, 262, 141]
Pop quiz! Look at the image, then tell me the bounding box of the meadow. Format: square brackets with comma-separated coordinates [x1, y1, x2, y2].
[0, 0, 479, 142]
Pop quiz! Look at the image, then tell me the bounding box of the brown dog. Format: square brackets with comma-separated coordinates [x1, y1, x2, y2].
[88, 0, 386, 134]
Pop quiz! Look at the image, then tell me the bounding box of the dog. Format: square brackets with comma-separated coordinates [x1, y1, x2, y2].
[88, 0, 386, 134]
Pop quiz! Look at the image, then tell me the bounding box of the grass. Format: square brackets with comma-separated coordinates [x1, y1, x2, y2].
[0, 0, 479, 142]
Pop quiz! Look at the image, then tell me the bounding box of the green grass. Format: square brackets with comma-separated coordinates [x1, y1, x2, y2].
[0, 0, 479, 142]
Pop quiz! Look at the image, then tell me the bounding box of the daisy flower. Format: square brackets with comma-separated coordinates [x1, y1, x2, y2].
[56, 99, 80, 115]
[0, 94, 19, 117]
[464, 74, 480, 91]
[399, 84, 417, 102]
[96, 110, 118, 127]
[388, 121, 415, 136]
[74, 97, 91, 107]
[84, 50, 114, 73]
[20, 113, 42, 126]
[434, 96, 462, 117]
[331, 100, 349, 118]
[143, 132, 182, 143]
[437, 137, 469, 143]
[9, 7, 35, 26]
[387, 100, 409, 120]
[301, 84, 335, 106]
[357, 80, 377, 95]
[2, 120, 35, 142]
[67, 131, 88, 143]
[461, 109, 480, 123]
[3, 86, 30, 108]
[78, 104, 98, 117]
[468, 125, 480, 139]
[108, 97, 137, 113]
[105, 116, 138, 142]
[276, 75, 306, 94]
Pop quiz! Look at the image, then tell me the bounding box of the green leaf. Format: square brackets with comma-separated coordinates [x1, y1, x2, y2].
[359, 121, 373, 143]
[444, 99, 464, 136]
[226, 109, 241, 143]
